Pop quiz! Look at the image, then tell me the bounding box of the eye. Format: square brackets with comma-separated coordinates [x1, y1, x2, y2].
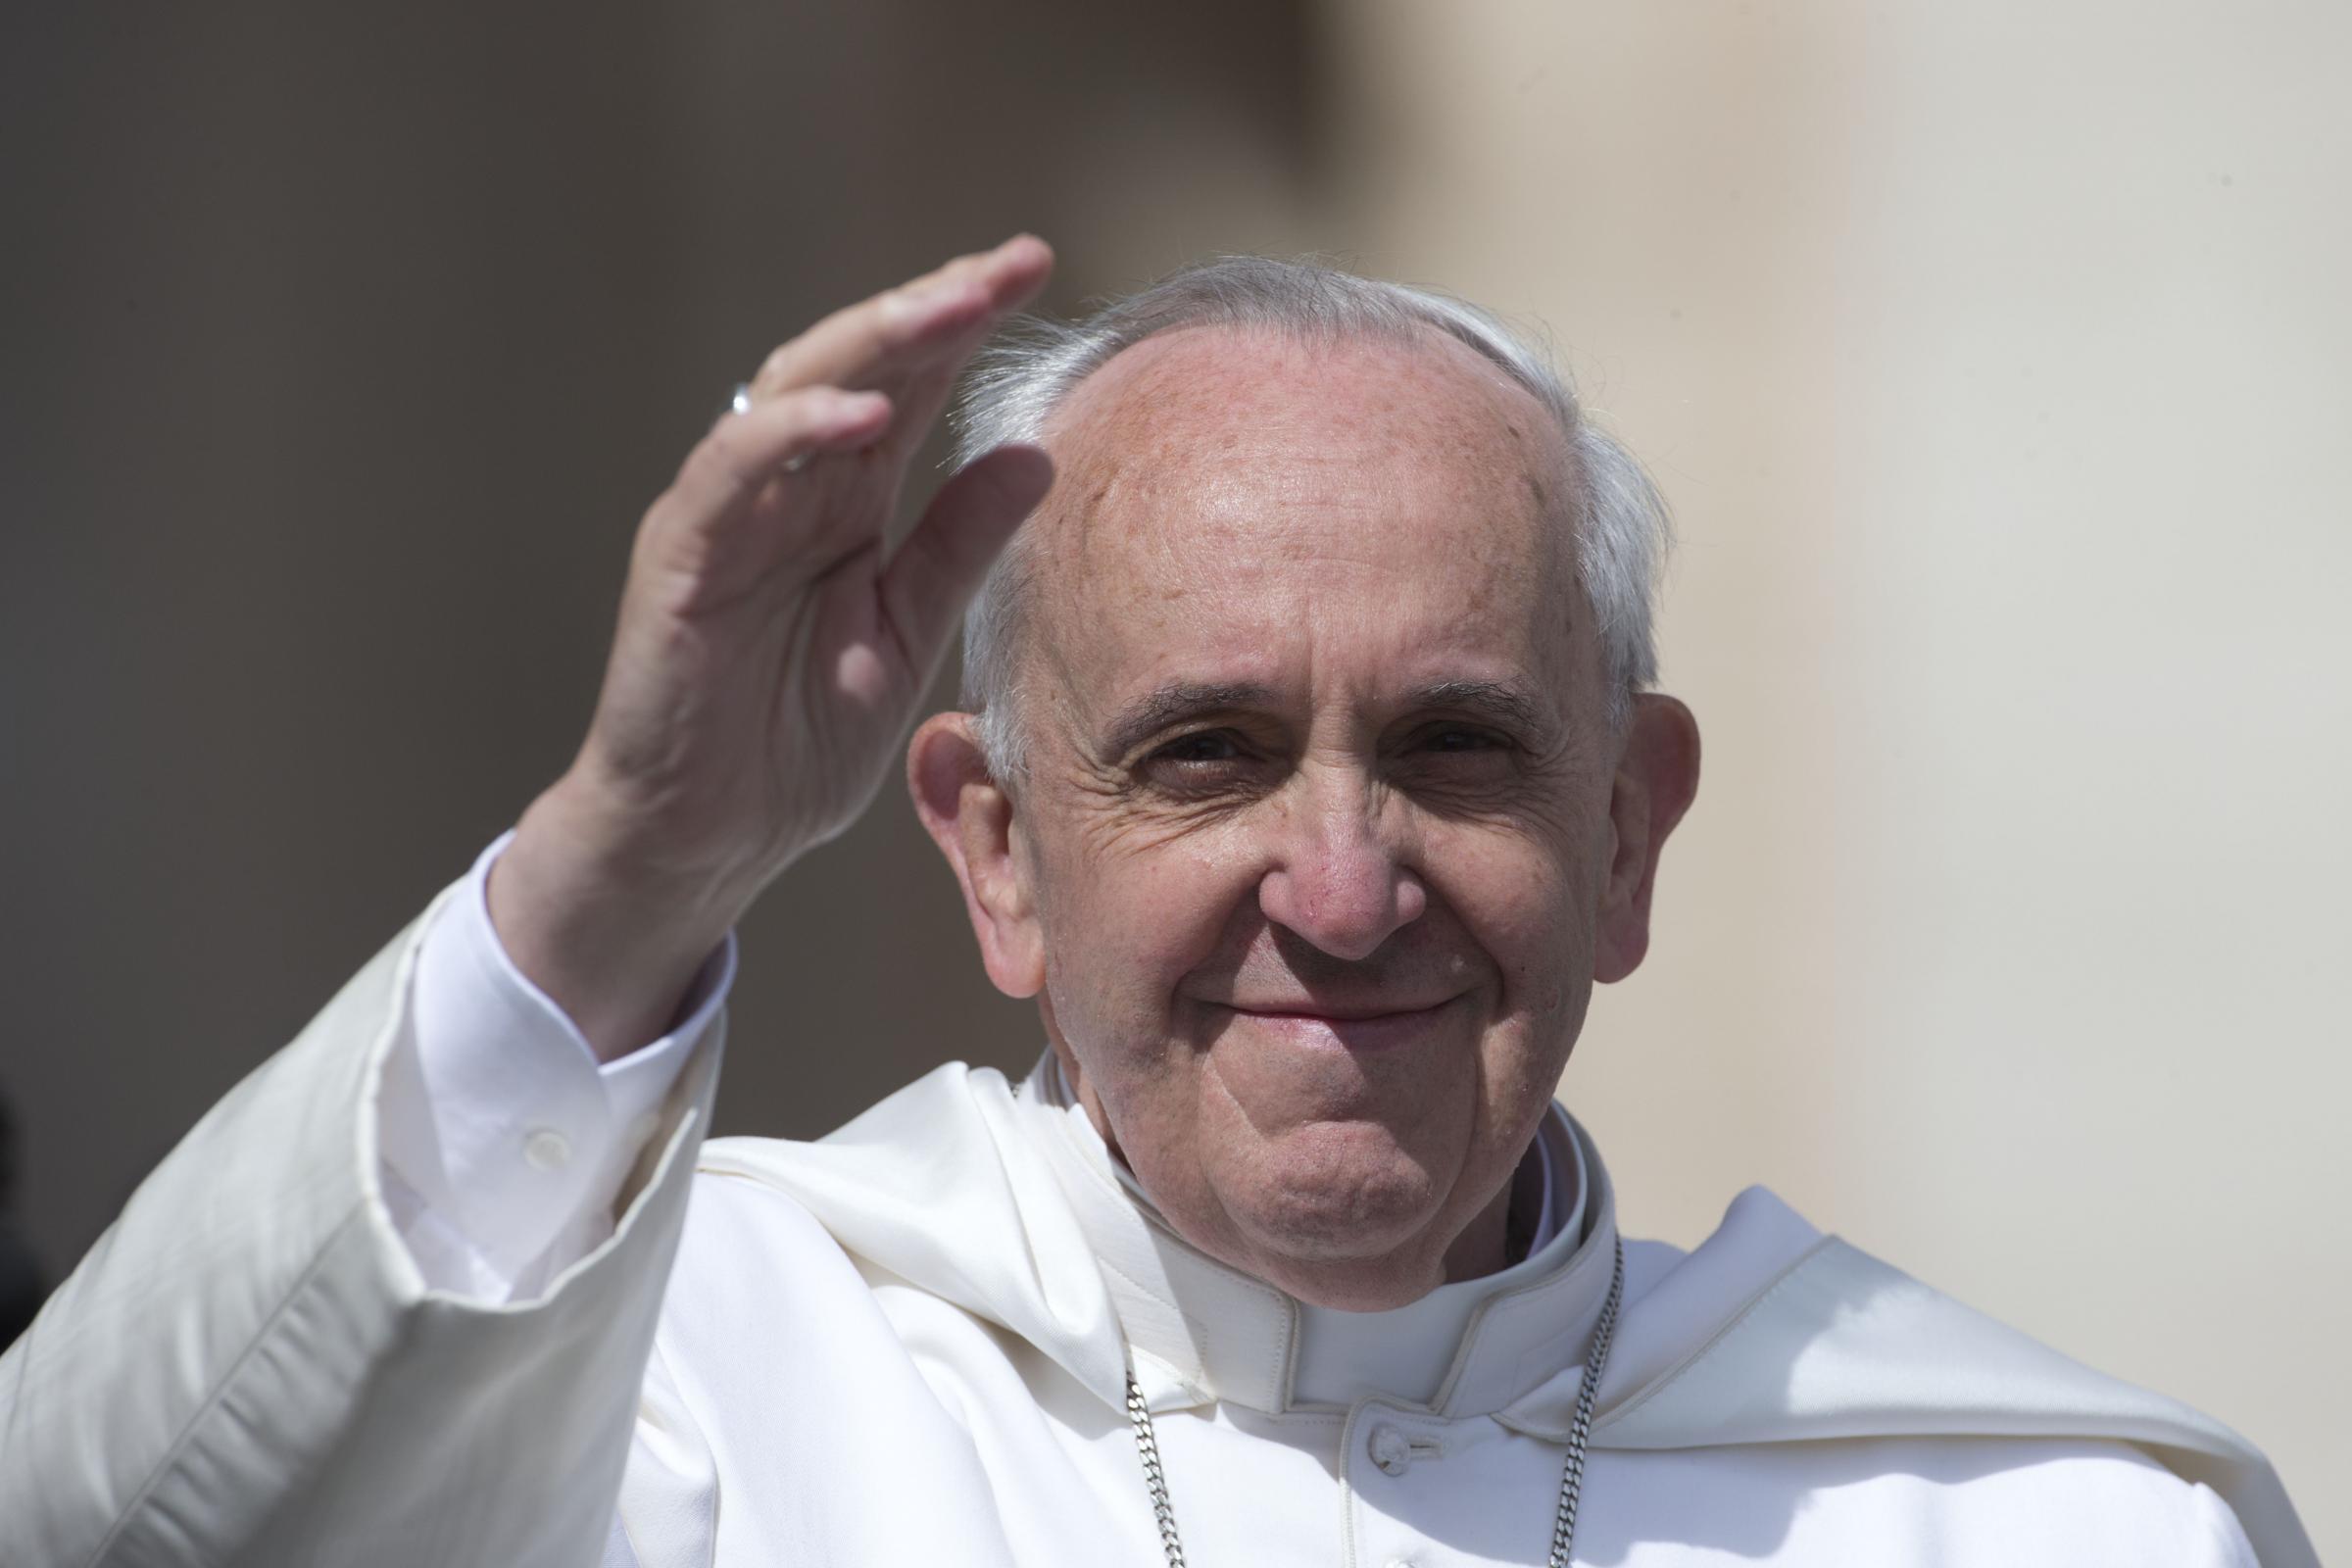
[1150, 730, 1246, 765]
[1419, 726, 1511, 755]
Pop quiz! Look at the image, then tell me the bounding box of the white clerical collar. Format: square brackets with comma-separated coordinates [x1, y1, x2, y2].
[1292, 1112, 1588, 1405]
[1026, 1052, 1615, 1417]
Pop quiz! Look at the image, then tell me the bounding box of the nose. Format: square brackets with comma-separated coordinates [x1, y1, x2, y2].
[1255, 774, 1428, 961]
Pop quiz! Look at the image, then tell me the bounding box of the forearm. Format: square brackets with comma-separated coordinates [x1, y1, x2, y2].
[0, 887, 722, 1567]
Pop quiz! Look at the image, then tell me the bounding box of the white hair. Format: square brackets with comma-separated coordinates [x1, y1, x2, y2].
[947, 255, 1672, 781]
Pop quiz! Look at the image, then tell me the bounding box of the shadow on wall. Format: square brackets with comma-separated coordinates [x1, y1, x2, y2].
[0, 1088, 44, 1348]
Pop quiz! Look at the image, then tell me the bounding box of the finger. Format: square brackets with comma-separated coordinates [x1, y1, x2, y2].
[882, 231, 1054, 324]
[753, 234, 1054, 398]
[662, 386, 893, 529]
[877, 443, 1054, 680]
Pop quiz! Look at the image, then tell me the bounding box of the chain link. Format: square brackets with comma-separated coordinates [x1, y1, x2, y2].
[1125, 1373, 1189, 1566]
[1125, 1235, 1625, 1568]
[1546, 1235, 1625, 1567]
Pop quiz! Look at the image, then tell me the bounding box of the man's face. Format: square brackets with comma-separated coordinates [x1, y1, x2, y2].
[992, 325, 1633, 1307]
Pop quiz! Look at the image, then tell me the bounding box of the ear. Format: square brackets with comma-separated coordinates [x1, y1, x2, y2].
[1593, 693, 1702, 985]
[907, 710, 1046, 999]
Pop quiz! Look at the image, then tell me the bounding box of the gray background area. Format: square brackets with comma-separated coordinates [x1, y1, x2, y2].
[1, 0, 1317, 1270]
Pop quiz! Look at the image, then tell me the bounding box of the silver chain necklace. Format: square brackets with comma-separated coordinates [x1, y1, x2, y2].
[1123, 1234, 1625, 1568]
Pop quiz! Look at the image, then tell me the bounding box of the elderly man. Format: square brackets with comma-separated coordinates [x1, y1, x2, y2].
[0, 238, 2315, 1566]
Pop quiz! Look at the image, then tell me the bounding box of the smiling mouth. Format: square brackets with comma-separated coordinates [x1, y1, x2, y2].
[1223, 997, 1460, 1048]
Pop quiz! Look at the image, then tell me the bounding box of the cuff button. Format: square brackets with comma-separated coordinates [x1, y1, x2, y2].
[523, 1127, 573, 1172]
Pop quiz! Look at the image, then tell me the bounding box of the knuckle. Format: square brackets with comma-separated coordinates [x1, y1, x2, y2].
[680, 430, 752, 495]
[696, 422, 746, 472]
[868, 293, 921, 345]
[761, 387, 831, 435]
[755, 341, 799, 388]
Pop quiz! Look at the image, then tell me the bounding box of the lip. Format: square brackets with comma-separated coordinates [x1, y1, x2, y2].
[1223, 996, 1461, 1050]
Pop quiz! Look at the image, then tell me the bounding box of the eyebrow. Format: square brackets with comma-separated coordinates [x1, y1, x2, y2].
[1099, 682, 1279, 760]
[1096, 677, 1551, 760]
[1409, 679, 1547, 735]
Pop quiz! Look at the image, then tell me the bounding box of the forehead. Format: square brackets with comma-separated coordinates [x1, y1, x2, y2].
[1026, 323, 1584, 721]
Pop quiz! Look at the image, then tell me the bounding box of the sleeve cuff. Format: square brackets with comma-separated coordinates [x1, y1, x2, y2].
[382, 831, 736, 1283]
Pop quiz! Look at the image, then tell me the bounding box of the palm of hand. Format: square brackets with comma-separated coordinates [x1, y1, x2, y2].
[569, 238, 1055, 903]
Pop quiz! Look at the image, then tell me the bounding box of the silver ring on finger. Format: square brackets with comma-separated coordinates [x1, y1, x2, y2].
[724, 382, 809, 472]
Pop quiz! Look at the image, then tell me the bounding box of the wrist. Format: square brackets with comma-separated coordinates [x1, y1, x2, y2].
[488, 776, 746, 1062]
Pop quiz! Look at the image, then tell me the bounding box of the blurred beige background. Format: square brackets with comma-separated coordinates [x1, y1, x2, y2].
[1314, 5, 2351, 1554]
[3, 0, 2341, 1555]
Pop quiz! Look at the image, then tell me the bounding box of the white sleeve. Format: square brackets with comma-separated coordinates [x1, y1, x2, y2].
[377, 832, 735, 1301]
[0, 878, 727, 1568]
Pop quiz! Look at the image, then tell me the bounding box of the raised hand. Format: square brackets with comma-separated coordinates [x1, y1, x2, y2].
[490, 237, 1055, 1059]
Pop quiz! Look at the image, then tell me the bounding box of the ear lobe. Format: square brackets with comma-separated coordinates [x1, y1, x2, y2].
[1593, 693, 1702, 985]
[907, 711, 1047, 998]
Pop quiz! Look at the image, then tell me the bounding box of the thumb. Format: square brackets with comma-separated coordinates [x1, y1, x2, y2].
[879, 443, 1054, 679]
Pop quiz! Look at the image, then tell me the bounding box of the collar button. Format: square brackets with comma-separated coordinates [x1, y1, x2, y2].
[1367, 1422, 1412, 1476]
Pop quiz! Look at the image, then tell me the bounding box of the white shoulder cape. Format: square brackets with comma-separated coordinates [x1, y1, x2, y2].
[698, 1060, 2316, 1568]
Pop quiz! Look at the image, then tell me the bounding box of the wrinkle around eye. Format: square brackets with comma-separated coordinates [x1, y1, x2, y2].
[1138, 755, 1270, 804]
[1389, 725, 1531, 780]
[1390, 731, 1587, 829]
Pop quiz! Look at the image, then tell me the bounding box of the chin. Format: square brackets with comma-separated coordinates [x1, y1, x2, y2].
[1229, 1128, 1446, 1266]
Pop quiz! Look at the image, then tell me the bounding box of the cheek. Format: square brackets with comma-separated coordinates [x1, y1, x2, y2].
[1436, 812, 1592, 938]
[1426, 817, 1603, 1036]
[1031, 820, 1255, 1049]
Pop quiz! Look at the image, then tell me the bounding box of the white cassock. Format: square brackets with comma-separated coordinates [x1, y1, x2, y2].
[0, 843, 2318, 1567]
